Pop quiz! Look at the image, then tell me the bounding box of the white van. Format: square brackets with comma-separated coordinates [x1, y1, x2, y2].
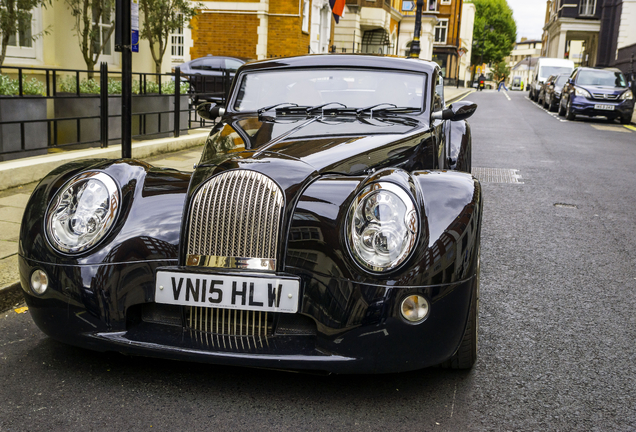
[529, 58, 575, 101]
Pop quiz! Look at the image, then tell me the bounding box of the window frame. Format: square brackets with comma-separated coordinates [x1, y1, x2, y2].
[434, 19, 448, 44]
[4, 7, 43, 63]
[579, 0, 596, 16]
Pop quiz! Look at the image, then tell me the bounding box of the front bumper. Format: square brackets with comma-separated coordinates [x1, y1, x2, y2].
[570, 95, 634, 119]
[19, 257, 476, 374]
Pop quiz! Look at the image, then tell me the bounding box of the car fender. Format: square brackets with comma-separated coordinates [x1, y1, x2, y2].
[444, 119, 472, 172]
[20, 159, 191, 266]
[286, 168, 482, 287]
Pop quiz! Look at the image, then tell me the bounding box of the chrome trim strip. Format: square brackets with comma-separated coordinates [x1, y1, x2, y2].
[186, 254, 276, 270]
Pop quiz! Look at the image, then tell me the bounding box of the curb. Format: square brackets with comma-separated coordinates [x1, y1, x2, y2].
[0, 131, 209, 192]
[0, 282, 23, 313]
[446, 89, 475, 105]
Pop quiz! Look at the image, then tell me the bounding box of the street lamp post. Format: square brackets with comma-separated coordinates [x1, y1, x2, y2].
[409, 0, 424, 58]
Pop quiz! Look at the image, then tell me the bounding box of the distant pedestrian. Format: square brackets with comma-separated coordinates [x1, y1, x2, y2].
[498, 77, 509, 92]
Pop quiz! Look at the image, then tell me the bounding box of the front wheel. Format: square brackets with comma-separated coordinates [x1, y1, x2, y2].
[565, 99, 575, 120]
[558, 99, 565, 116]
[620, 114, 632, 125]
[441, 255, 479, 369]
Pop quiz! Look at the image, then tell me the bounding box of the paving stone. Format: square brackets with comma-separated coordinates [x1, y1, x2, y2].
[0, 241, 17, 260]
[0, 206, 25, 224]
[0, 193, 31, 208]
[0, 221, 20, 241]
[0, 253, 20, 287]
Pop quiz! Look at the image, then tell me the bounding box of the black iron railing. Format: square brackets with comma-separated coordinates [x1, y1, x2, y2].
[0, 63, 231, 161]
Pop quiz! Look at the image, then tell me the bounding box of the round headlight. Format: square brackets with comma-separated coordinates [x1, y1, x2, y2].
[346, 182, 418, 272]
[46, 171, 120, 253]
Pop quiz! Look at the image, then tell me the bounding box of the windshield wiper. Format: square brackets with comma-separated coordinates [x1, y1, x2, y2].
[305, 102, 347, 114]
[258, 102, 299, 114]
[356, 103, 397, 119]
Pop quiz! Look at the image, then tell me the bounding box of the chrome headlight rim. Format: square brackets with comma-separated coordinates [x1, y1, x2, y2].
[619, 89, 633, 100]
[45, 171, 120, 254]
[345, 181, 419, 273]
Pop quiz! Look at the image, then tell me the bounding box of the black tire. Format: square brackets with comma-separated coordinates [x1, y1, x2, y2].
[620, 114, 631, 125]
[558, 98, 566, 116]
[441, 255, 479, 369]
[548, 95, 556, 112]
[565, 99, 575, 120]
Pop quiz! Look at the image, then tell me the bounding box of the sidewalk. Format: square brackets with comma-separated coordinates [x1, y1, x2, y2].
[445, 85, 474, 105]
[0, 132, 208, 312]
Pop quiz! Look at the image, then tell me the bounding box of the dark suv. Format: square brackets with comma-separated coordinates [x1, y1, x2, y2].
[559, 67, 634, 124]
[176, 55, 250, 103]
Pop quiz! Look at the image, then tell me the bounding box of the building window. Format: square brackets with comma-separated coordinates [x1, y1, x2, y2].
[302, 0, 310, 32]
[7, 13, 33, 49]
[171, 14, 184, 61]
[428, 0, 437, 11]
[92, 3, 113, 56]
[434, 19, 448, 44]
[579, 0, 596, 16]
[5, 8, 42, 60]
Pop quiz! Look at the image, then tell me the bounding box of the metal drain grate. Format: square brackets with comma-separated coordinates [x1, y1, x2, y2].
[472, 168, 523, 184]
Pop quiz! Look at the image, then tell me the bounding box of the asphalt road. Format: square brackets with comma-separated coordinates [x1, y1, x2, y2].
[1, 90, 636, 431]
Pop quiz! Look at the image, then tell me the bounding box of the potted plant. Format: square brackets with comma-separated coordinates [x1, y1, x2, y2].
[0, 75, 48, 161]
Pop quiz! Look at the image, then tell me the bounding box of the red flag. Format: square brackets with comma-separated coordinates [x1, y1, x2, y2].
[330, 0, 345, 23]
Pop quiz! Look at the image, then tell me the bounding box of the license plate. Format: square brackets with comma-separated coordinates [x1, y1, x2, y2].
[155, 271, 299, 313]
[594, 104, 614, 111]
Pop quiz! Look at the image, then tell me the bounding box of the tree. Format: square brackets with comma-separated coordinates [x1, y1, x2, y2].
[139, 0, 197, 77]
[493, 60, 510, 81]
[0, 0, 51, 66]
[65, 0, 115, 75]
[470, 0, 517, 67]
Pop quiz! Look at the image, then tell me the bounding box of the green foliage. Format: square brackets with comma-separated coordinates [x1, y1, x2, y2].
[64, 0, 115, 73]
[0, 0, 51, 65]
[0, 74, 46, 96]
[493, 61, 511, 81]
[55, 75, 187, 95]
[139, 0, 200, 75]
[58, 76, 101, 94]
[470, 0, 517, 66]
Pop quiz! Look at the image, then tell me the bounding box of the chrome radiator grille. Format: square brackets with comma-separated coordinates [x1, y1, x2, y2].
[187, 170, 284, 261]
[186, 306, 273, 350]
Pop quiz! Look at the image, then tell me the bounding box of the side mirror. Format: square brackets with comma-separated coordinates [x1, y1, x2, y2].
[568, 78, 574, 85]
[431, 101, 477, 122]
[196, 102, 225, 120]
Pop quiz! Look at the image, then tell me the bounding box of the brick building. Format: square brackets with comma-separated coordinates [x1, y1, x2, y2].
[190, 0, 333, 60]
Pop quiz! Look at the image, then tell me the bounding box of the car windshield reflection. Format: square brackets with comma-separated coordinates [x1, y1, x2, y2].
[234, 69, 425, 112]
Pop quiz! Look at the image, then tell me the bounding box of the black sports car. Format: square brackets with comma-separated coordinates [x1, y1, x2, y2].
[19, 54, 482, 374]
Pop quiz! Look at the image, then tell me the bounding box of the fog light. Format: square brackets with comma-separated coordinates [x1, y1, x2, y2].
[400, 295, 429, 323]
[30, 269, 48, 295]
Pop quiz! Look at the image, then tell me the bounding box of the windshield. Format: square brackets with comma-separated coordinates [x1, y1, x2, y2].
[233, 69, 426, 112]
[577, 69, 627, 87]
[555, 76, 568, 86]
[539, 66, 572, 79]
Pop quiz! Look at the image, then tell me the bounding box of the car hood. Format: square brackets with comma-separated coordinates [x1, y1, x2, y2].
[198, 114, 429, 176]
[577, 84, 627, 96]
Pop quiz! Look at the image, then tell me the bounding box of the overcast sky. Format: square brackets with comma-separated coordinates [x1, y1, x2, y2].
[507, 0, 547, 41]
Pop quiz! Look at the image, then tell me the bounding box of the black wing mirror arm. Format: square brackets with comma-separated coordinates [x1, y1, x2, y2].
[431, 100, 477, 122]
[196, 102, 225, 120]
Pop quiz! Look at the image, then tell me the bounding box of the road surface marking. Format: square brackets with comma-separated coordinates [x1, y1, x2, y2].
[625, 125, 636, 132]
[525, 96, 567, 122]
[591, 124, 631, 133]
[503, 91, 511, 101]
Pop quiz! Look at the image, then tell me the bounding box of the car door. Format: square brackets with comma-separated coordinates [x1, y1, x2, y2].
[431, 71, 446, 169]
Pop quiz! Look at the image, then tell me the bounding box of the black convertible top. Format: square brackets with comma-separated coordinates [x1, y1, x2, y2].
[239, 54, 438, 75]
